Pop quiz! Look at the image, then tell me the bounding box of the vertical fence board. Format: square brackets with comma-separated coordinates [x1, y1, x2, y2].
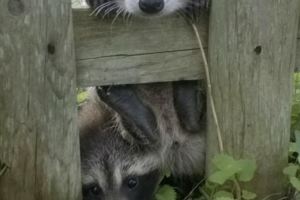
[296, 21, 300, 71]
[207, 0, 300, 198]
[0, 0, 81, 199]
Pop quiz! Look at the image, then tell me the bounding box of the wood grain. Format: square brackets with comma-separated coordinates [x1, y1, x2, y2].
[73, 9, 208, 86]
[0, 0, 81, 199]
[296, 20, 300, 71]
[73, 9, 300, 86]
[206, 0, 300, 198]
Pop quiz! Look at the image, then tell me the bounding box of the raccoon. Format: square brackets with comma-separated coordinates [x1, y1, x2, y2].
[79, 82, 206, 200]
[86, 0, 209, 17]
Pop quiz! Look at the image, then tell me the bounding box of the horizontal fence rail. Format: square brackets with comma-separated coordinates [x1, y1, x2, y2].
[73, 9, 208, 86]
[73, 9, 300, 86]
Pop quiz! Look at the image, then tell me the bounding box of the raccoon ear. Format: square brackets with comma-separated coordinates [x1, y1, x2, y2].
[173, 81, 206, 133]
[96, 85, 159, 146]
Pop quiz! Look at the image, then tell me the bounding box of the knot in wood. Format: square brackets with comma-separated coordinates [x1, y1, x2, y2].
[47, 44, 56, 55]
[254, 45, 262, 55]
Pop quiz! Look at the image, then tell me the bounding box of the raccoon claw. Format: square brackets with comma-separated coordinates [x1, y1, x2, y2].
[173, 81, 205, 133]
[96, 85, 159, 146]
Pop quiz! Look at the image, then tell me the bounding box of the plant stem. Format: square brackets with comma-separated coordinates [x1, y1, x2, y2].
[191, 23, 224, 153]
[183, 178, 206, 200]
[233, 177, 242, 200]
[199, 187, 211, 200]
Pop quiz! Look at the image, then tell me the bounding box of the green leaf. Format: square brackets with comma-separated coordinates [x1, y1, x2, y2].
[213, 154, 241, 178]
[204, 180, 217, 190]
[290, 177, 300, 191]
[242, 190, 257, 200]
[210, 154, 256, 184]
[209, 154, 256, 184]
[208, 170, 234, 185]
[236, 159, 257, 182]
[215, 198, 234, 200]
[215, 191, 234, 198]
[283, 165, 299, 177]
[212, 154, 236, 170]
[155, 185, 176, 200]
[77, 91, 88, 104]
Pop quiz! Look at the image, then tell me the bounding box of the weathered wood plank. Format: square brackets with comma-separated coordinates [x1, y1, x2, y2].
[207, 0, 300, 198]
[296, 20, 300, 72]
[297, 40, 300, 72]
[77, 49, 204, 86]
[73, 9, 208, 86]
[73, 9, 300, 86]
[298, 19, 300, 38]
[0, 0, 81, 200]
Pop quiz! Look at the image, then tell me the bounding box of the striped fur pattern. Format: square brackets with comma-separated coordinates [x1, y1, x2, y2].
[79, 82, 206, 200]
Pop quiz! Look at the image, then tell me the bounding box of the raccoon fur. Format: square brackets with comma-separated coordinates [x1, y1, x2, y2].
[86, 0, 209, 17]
[79, 82, 206, 200]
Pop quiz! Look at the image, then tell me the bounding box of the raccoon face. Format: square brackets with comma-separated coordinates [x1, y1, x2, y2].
[80, 125, 162, 200]
[79, 85, 163, 200]
[86, 0, 208, 17]
[82, 171, 160, 200]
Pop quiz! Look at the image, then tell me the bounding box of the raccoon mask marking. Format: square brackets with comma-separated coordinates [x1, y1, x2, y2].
[85, 0, 209, 17]
[79, 82, 206, 200]
[80, 125, 161, 200]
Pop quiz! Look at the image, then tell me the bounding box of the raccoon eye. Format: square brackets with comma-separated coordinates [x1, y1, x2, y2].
[90, 185, 101, 196]
[83, 183, 102, 197]
[127, 177, 138, 189]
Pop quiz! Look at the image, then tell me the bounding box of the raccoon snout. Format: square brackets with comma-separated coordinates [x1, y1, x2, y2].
[138, 0, 164, 14]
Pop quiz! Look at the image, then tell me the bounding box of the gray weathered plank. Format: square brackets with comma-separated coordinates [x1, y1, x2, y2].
[298, 18, 300, 38]
[0, 0, 81, 199]
[297, 21, 300, 71]
[73, 9, 208, 86]
[77, 49, 204, 86]
[206, 0, 300, 198]
[73, 9, 300, 86]
[297, 40, 300, 72]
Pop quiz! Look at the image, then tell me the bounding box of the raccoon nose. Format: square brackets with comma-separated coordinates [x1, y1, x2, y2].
[139, 0, 164, 14]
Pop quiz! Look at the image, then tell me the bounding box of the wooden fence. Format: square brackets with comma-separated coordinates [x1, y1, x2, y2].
[73, 9, 300, 86]
[0, 0, 300, 199]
